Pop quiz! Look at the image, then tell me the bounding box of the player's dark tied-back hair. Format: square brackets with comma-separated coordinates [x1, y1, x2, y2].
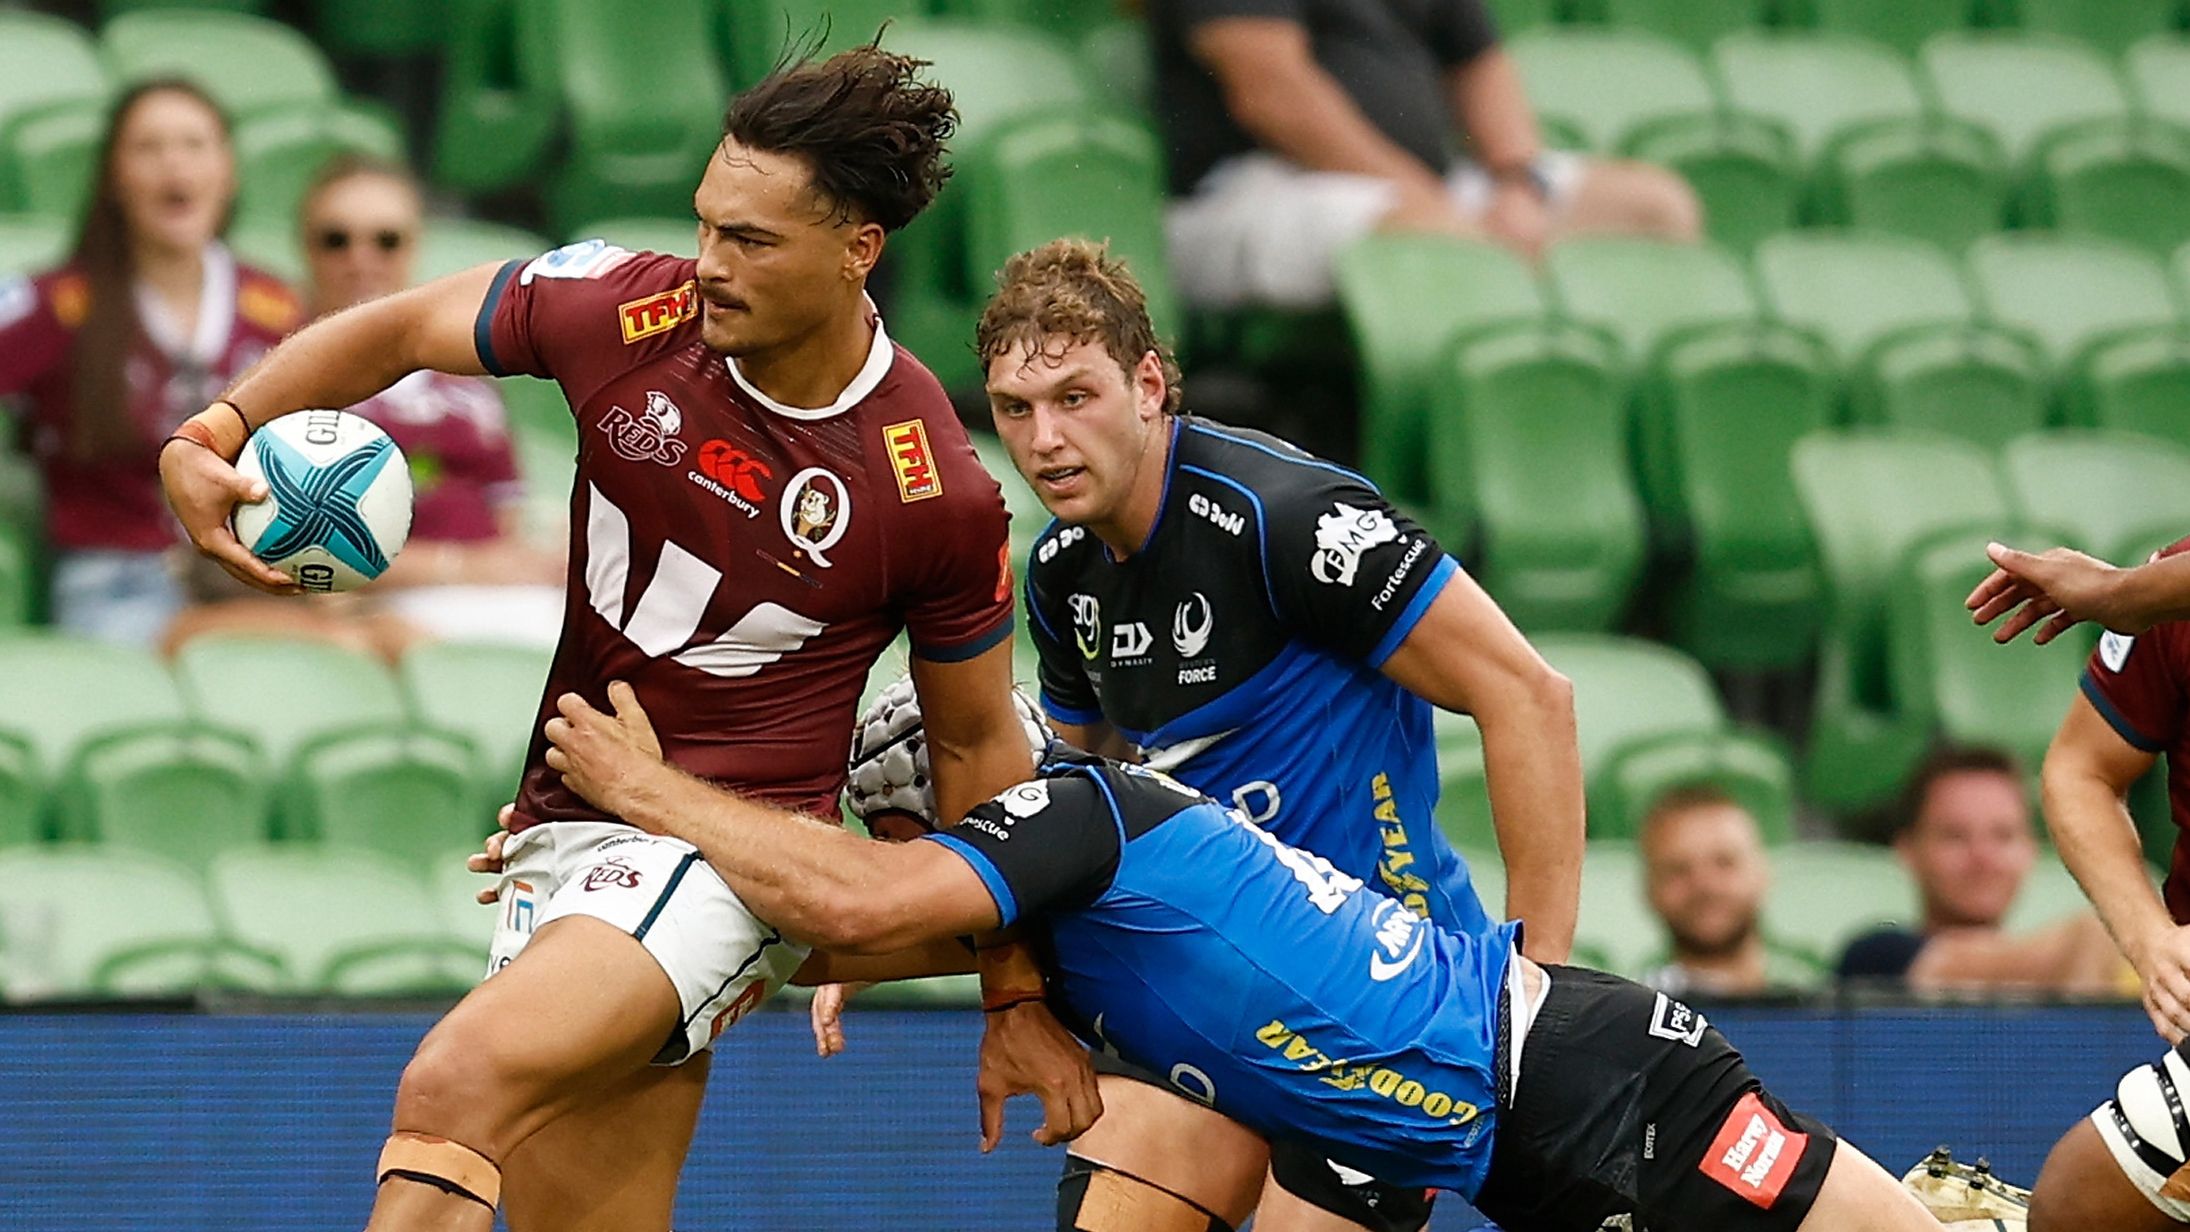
[722, 44, 956, 233]
[977, 238, 1184, 414]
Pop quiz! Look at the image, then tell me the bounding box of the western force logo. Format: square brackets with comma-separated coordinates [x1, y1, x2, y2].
[601, 390, 687, 465]
[882, 419, 943, 502]
[1311, 502, 1401, 586]
[1172, 592, 1213, 658]
[1070, 594, 1101, 660]
[689, 439, 771, 517]
[619, 280, 697, 343]
[780, 467, 851, 568]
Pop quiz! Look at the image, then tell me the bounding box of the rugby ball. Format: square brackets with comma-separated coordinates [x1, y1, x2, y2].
[232, 409, 413, 593]
[845, 675, 1052, 834]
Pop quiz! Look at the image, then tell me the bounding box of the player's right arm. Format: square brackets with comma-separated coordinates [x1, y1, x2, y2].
[158, 261, 503, 591]
[1971, 539, 2190, 644]
[2044, 693, 2182, 1037]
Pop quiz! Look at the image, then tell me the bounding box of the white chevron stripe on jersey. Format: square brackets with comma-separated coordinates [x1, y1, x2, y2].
[674, 603, 828, 677]
[1142, 729, 1235, 773]
[623, 538, 719, 656]
[584, 482, 632, 627]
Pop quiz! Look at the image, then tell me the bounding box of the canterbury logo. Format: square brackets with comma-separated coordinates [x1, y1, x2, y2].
[585, 484, 825, 676]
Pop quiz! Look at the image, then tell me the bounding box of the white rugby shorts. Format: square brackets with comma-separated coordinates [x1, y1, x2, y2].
[2089, 1042, 2190, 1223]
[487, 821, 809, 1065]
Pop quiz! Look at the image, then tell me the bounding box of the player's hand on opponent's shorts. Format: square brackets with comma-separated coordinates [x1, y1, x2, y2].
[156, 424, 299, 594]
[2136, 924, 2190, 1043]
[544, 681, 666, 817]
[467, 807, 515, 905]
[976, 1001, 1102, 1153]
[810, 982, 869, 1057]
[1967, 541, 2132, 644]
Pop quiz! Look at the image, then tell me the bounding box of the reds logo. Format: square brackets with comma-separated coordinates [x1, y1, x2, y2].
[619, 281, 698, 343]
[882, 418, 942, 502]
[580, 860, 642, 892]
[600, 390, 688, 465]
[698, 439, 772, 501]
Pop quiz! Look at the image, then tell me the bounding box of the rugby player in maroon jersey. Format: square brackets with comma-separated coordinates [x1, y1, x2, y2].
[158, 47, 1096, 1232]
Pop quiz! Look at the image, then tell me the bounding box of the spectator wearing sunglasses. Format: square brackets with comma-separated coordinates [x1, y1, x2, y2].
[165, 154, 562, 657]
[0, 80, 302, 645]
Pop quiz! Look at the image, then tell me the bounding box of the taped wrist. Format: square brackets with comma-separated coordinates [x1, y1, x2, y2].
[165, 399, 252, 462]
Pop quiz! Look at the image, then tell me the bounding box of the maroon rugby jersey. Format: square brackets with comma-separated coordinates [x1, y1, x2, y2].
[2080, 534, 2190, 921]
[477, 241, 1013, 832]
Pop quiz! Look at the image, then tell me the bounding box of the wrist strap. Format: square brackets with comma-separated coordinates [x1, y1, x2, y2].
[170, 399, 253, 462]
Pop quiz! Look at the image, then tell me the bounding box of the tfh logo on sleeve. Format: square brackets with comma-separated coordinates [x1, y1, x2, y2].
[618, 281, 698, 343]
[882, 419, 943, 502]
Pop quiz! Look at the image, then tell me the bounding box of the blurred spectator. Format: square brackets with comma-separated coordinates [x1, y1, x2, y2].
[166, 154, 563, 657]
[1152, 0, 1701, 308]
[1635, 786, 1822, 997]
[0, 80, 301, 645]
[1838, 746, 2126, 995]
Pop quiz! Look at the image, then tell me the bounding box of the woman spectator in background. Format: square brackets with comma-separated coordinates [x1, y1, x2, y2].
[0, 79, 300, 645]
[165, 154, 562, 656]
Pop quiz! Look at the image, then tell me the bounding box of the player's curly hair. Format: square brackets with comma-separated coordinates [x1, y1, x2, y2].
[721, 43, 956, 233]
[975, 238, 1183, 413]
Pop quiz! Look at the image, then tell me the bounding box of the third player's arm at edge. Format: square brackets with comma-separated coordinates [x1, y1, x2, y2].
[1379, 572, 1584, 964]
[2043, 694, 2185, 1038]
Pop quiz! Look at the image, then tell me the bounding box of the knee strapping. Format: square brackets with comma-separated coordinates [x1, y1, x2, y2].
[1057, 1155, 1232, 1232]
[376, 1131, 502, 1210]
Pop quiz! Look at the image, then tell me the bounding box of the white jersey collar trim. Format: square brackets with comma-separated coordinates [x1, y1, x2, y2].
[724, 307, 895, 422]
[136, 242, 235, 365]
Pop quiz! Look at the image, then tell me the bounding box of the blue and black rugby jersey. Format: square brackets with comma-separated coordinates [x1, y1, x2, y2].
[923, 756, 1518, 1197]
[1024, 416, 1487, 931]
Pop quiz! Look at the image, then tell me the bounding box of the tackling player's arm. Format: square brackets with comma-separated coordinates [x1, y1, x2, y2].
[2044, 694, 2181, 1036]
[158, 261, 503, 591]
[1380, 575, 1583, 963]
[1971, 540, 2190, 644]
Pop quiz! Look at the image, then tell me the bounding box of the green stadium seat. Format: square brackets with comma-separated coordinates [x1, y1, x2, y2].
[1887, 526, 2093, 772]
[173, 635, 406, 771]
[1636, 323, 1835, 669]
[1850, 325, 2051, 452]
[0, 13, 108, 137]
[2002, 429, 2190, 560]
[1792, 431, 2013, 815]
[1712, 33, 1925, 170]
[572, 216, 696, 257]
[223, 215, 304, 285]
[2127, 36, 2190, 134]
[968, 432, 1047, 556]
[0, 731, 41, 848]
[1620, 111, 1802, 253]
[1754, 231, 1971, 361]
[0, 845, 279, 999]
[208, 845, 480, 995]
[2070, 324, 2190, 450]
[541, 0, 727, 232]
[1812, 116, 2011, 251]
[291, 727, 492, 866]
[2025, 118, 2190, 257]
[1759, 841, 1911, 961]
[1533, 632, 1729, 785]
[53, 727, 270, 869]
[100, 11, 336, 117]
[2006, 0, 2181, 58]
[1081, 21, 1154, 120]
[1920, 33, 2131, 168]
[1508, 29, 1719, 152]
[717, 0, 907, 90]
[1335, 236, 1549, 510]
[1543, 237, 1757, 364]
[100, 0, 269, 13]
[1801, 0, 1974, 57]
[858, 973, 984, 1008]
[430, 0, 558, 194]
[429, 844, 499, 960]
[1433, 323, 1645, 631]
[1435, 738, 1496, 853]
[231, 102, 407, 231]
[0, 101, 101, 222]
[0, 524, 38, 628]
[310, 0, 445, 57]
[1967, 232, 2181, 368]
[413, 219, 553, 283]
[1600, 0, 1762, 52]
[1456, 843, 1505, 923]
[933, 0, 1126, 40]
[399, 642, 552, 806]
[1596, 729, 1798, 845]
[0, 635, 188, 781]
[2005, 854, 2104, 931]
[0, 214, 69, 276]
[1574, 841, 1661, 976]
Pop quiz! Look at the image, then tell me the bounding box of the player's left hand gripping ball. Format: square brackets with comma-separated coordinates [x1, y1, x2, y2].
[231, 409, 413, 593]
[545, 683, 666, 817]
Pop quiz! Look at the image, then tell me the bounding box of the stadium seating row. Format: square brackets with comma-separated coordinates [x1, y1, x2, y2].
[1490, 0, 2184, 57]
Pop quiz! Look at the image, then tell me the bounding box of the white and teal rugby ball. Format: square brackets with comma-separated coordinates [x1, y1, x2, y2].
[232, 409, 413, 593]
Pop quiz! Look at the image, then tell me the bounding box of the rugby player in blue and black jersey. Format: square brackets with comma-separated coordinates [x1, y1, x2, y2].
[972, 239, 1583, 1229]
[537, 678, 1951, 1232]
